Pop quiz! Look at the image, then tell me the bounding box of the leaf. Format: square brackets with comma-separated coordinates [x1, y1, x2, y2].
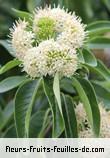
[78, 78, 100, 137]
[77, 49, 85, 63]
[62, 94, 78, 138]
[92, 80, 110, 90]
[0, 0, 21, 13]
[0, 100, 14, 130]
[60, 78, 75, 94]
[0, 76, 26, 93]
[29, 109, 50, 138]
[82, 49, 97, 67]
[86, 60, 110, 80]
[43, 77, 64, 138]
[0, 59, 21, 75]
[0, 96, 6, 108]
[38, 109, 51, 137]
[72, 77, 100, 137]
[72, 77, 92, 128]
[102, 0, 110, 11]
[92, 81, 110, 109]
[87, 21, 110, 36]
[12, 8, 31, 22]
[0, 40, 16, 57]
[27, 0, 43, 13]
[87, 37, 110, 49]
[53, 73, 62, 115]
[15, 79, 41, 137]
[3, 125, 17, 138]
[61, 0, 93, 23]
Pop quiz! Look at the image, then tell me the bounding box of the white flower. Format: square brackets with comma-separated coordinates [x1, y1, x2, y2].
[23, 39, 78, 78]
[33, 7, 57, 41]
[9, 7, 86, 77]
[33, 6, 67, 36]
[33, 6, 86, 47]
[75, 103, 88, 125]
[37, 39, 78, 77]
[79, 129, 93, 138]
[76, 103, 110, 138]
[57, 17, 87, 49]
[100, 106, 110, 138]
[9, 19, 34, 60]
[23, 47, 42, 78]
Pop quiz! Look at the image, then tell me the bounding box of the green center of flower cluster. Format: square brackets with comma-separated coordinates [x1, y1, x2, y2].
[47, 51, 71, 67]
[37, 17, 56, 41]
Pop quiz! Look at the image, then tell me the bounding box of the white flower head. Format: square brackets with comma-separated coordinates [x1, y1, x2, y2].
[33, 7, 57, 41]
[9, 19, 34, 60]
[57, 15, 87, 49]
[37, 39, 78, 77]
[33, 6, 67, 39]
[76, 103, 110, 138]
[23, 39, 78, 78]
[79, 129, 93, 138]
[33, 6, 86, 48]
[9, 6, 86, 78]
[23, 47, 42, 78]
[75, 103, 88, 124]
[100, 105, 110, 138]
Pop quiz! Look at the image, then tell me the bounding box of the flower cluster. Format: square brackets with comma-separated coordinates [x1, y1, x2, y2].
[10, 6, 86, 78]
[75, 103, 110, 138]
[9, 19, 34, 60]
[23, 40, 78, 77]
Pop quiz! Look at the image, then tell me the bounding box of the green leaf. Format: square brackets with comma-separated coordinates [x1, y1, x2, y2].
[0, 96, 6, 108]
[0, 100, 14, 130]
[92, 81, 110, 109]
[72, 77, 100, 137]
[78, 78, 100, 137]
[53, 73, 62, 115]
[92, 80, 110, 90]
[12, 8, 31, 21]
[61, 0, 93, 23]
[77, 49, 85, 63]
[82, 49, 97, 67]
[0, 76, 26, 93]
[0, 59, 21, 75]
[62, 94, 78, 138]
[87, 37, 110, 49]
[72, 77, 92, 127]
[29, 109, 50, 138]
[27, 0, 43, 13]
[60, 78, 75, 94]
[3, 125, 17, 138]
[38, 109, 51, 137]
[15, 79, 41, 138]
[0, 40, 16, 57]
[102, 0, 110, 11]
[87, 21, 110, 36]
[43, 77, 64, 138]
[87, 60, 110, 80]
